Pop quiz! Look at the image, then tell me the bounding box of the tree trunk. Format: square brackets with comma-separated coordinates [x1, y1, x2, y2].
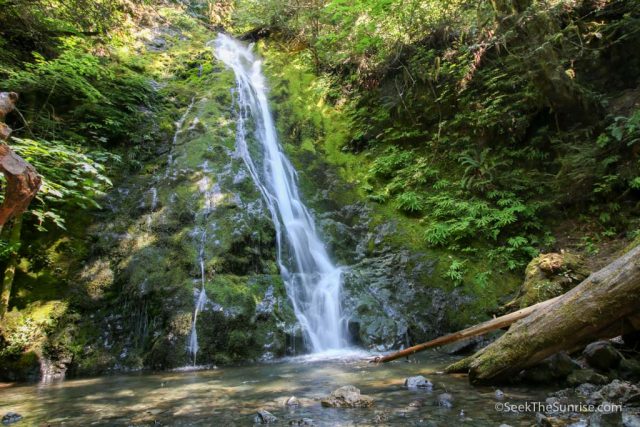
[0, 92, 41, 233]
[0, 92, 40, 319]
[446, 244, 640, 384]
[0, 215, 22, 318]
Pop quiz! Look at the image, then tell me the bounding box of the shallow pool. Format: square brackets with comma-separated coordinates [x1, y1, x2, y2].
[0, 350, 552, 426]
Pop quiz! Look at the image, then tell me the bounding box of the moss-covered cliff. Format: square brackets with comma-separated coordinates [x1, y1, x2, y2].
[1, 0, 638, 381]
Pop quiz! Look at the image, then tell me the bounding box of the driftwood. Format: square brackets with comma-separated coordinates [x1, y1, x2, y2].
[446, 244, 640, 384]
[371, 296, 561, 364]
[0, 92, 41, 232]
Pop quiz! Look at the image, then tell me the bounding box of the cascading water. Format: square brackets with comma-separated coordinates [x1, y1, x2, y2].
[165, 97, 195, 178]
[163, 98, 212, 365]
[214, 34, 348, 352]
[186, 161, 219, 365]
[186, 227, 208, 365]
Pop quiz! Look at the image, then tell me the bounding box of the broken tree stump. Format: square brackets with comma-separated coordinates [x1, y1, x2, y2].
[0, 92, 41, 232]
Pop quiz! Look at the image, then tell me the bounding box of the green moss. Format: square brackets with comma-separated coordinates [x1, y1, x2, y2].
[260, 41, 523, 334]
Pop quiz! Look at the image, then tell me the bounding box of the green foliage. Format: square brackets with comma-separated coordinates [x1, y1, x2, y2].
[253, 0, 640, 285]
[395, 191, 425, 213]
[2, 37, 154, 146]
[443, 258, 466, 285]
[8, 138, 118, 231]
[458, 148, 510, 191]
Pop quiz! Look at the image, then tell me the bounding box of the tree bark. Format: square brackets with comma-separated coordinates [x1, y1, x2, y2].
[0, 92, 40, 319]
[371, 295, 561, 364]
[0, 215, 22, 318]
[446, 244, 640, 384]
[0, 92, 41, 233]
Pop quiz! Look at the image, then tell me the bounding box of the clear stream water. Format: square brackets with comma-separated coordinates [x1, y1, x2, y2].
[214, 34, 348, 352]
[0, 352, 552, 426]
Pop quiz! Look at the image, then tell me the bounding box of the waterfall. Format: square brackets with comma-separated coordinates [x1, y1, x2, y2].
[213, 34, 348, 352]
[186, 223, 209, 365]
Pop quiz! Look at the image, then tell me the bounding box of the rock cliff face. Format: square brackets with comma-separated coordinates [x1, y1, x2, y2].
[71, 57, 301, 373]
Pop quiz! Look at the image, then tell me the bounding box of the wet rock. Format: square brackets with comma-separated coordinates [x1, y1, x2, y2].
[320, 385, 374, 408]
[407, 398, 425, 408]
[550, 388, 572, 398]
[372, 411, 390, 423]
[404, 375, 433, 389]
[536, 413, 550, 426]
[535, 412, 582, 427]
[590, 380, 640, 404]
[148, 36, 167, 51]
[545, 397, 569, 414]
[583, 341, 622, 370]
[523, 352, 580, 383]
[435, 393, 454, 408]
[254, 409, 277, 424]
[575, 383, 598, 397]
[1, 413, 22, 425]
[567, 369, 609, 386]
[284, 396, 299, 407]
[255, 286, 276, 319]
[619, 358, 640, 380]
[589, 411, 623, 426]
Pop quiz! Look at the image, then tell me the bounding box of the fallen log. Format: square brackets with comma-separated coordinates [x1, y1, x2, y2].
[371, 295, 561, 364]
[446, 243, 640, 384]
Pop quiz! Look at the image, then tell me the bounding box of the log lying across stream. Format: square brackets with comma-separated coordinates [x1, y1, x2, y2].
[372, 243, 640, 384]
[371, 295, 561, 364]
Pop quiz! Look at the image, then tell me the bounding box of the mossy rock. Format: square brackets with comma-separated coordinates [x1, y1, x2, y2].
[0, 351, 40, 382]
[508, 252, 589, 309]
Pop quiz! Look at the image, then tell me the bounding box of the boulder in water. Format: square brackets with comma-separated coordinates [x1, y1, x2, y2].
[1, 412, 22, 425]
[589, 379, 640, 404]
[522, 352, 580, 383]
[254, 409, 277, 424]
[284, 396, 299, 407]
[619, 358, 640, 381]
[583, 341, 622, 371]
[404, 375, 433, 389]
[321, 385, 374, 408]
[435, 393, 454, 408]
[567, 369, 609, 386]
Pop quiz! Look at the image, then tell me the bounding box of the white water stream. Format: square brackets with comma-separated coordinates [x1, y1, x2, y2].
[214, 34, 348, 352]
